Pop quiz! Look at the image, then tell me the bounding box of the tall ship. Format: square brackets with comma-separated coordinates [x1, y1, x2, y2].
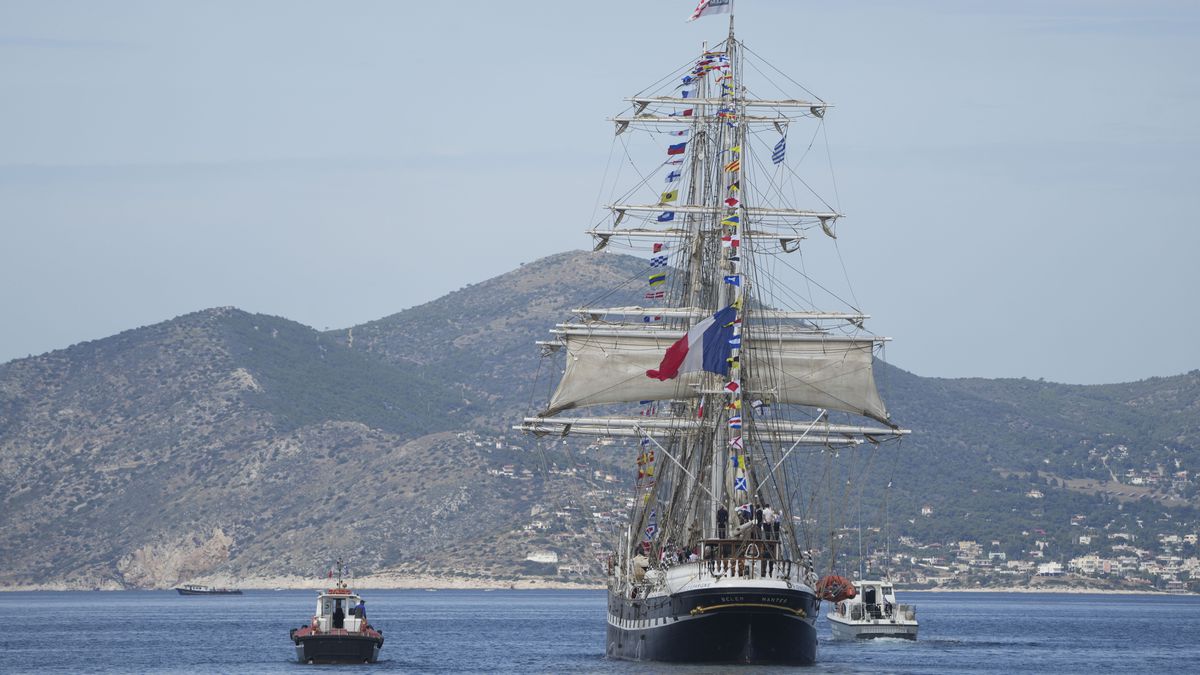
[518, 0, 908, 665]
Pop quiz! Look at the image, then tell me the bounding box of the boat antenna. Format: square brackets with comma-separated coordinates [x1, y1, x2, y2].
[857, 481, 865, 581]
[883, 480, 893, 580]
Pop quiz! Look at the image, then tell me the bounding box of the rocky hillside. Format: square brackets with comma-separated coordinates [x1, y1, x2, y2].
[1, 250, 1197, 589]
[0, 252, 652, 590]
[873, 364, 1200, 551]
[0, 308, 475, 588]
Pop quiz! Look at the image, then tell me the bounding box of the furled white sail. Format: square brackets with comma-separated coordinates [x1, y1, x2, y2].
[747, 334, 889, 423]
[544, 327, 889, 423]
[544, 331, 702, 414]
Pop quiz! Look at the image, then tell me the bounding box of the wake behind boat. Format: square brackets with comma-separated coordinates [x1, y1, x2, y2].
[517, 0, 908, 666]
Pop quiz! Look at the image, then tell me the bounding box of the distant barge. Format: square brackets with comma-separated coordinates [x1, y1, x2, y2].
[175, 584, 243, 596]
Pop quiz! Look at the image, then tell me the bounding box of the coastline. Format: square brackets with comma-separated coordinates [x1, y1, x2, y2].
[0, 573, 606, 592]
[911, 585, 1174, 595]
[2, 575, 1191, 595]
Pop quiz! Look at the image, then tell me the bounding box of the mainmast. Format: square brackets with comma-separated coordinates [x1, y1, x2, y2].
[717, 11, 742, 521]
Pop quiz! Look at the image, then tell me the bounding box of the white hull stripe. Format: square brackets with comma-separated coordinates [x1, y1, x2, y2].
[607, 610, 813, 632]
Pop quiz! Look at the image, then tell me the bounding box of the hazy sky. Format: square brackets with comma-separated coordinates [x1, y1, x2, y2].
[1, 0, 1197, 384]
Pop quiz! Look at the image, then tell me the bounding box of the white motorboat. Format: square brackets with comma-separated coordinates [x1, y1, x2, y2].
[826, 580, 917, 640]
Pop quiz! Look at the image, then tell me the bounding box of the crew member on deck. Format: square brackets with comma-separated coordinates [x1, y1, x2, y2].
[333, 600, 345, 629]
[717, 504, 729, 538]
[355, 599, 367, 623]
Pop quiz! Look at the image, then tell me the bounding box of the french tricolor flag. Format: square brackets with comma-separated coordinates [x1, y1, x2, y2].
[646, 306, 737, 381]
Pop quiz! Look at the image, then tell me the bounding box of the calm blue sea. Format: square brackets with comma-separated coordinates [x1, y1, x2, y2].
[1, 590, 1197, 673]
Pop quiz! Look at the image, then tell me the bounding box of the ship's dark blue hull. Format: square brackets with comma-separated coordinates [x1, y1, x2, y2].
[606, 586, 818, 664]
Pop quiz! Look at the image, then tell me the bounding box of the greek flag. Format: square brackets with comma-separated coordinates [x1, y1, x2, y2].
[643, 511, 658, 541]
[772, 135, 786, 164]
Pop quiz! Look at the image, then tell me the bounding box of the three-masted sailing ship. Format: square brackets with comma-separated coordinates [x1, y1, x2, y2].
[518, 1, 908, 664]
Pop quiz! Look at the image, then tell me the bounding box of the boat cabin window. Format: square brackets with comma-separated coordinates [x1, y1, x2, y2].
[319, 595, 360, 616]
[882, 586, 893, 596]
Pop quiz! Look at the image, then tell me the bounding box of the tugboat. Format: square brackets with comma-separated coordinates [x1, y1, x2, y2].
[174, 584, 242, 595]
[289, 561, 384, 664]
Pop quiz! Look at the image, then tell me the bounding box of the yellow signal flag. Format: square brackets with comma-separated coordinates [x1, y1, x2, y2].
[660, 190, 679, 203]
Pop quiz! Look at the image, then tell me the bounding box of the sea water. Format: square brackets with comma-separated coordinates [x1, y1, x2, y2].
[1, 589, 1197, 673]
